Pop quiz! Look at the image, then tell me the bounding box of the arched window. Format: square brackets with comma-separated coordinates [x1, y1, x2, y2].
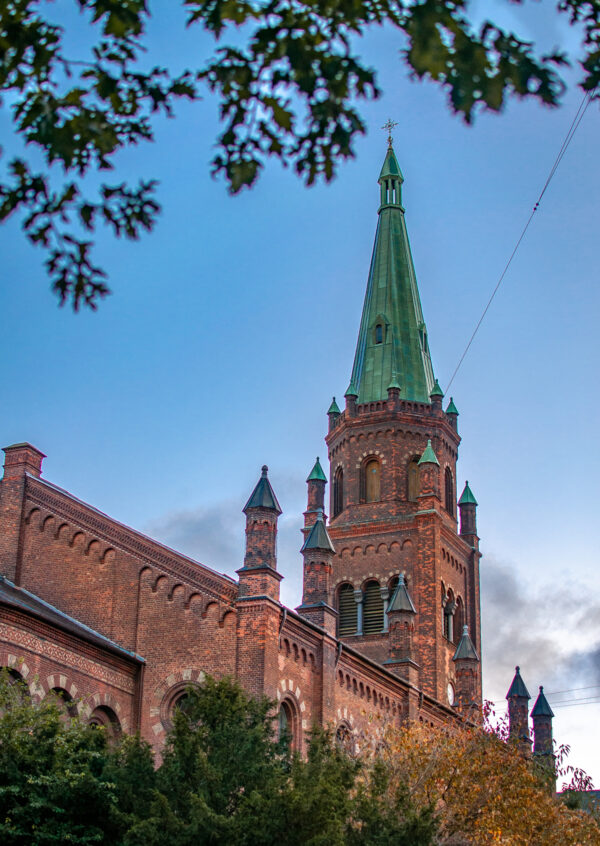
[407, 459, 420, 502]
[0, 667, 28, 702]
[333, 467, 344, 517]
[375, 324, 383, 344]
[454, 597, 464, 645]
[443, 589, 456, 642]
[361, 458, 381, 503]
[89, 705, 122, 739]
[278, 701, 291, 746]
[338, 583, 357, 636]
[363, 580, 384, 634]
[445, 467, 454, 516]
[336, 723, 354, 754]
[49, 687, 78, 719]
[278, 699, 298, 751]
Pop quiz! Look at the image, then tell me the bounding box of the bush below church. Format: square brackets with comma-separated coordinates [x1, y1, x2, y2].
[0, 673, 598, 845]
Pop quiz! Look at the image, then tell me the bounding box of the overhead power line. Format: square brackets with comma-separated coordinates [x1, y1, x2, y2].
[445, 89, 596, 394]
[545, 685, 600, 696]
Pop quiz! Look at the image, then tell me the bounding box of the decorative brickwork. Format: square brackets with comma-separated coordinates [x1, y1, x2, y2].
[0, 147, 491, 756]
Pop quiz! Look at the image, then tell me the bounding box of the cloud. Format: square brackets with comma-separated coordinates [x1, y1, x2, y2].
[144, 480, 307, 607]
[145, 499, 244, 577]
[481, 554, 600, 702]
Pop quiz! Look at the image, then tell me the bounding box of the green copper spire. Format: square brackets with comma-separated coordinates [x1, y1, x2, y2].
[301, 509, 335, 553]
[531, 686, 554, 718]
[243, 465, 282, 514]
[307, 457, 327, 483]
[430, 379, 444, 398]
[458, 481, 478, 506]
[327, 397, 340, 415]
[418, 439, 439, 466]
[446, 397, 459, 415]
[348, 146, 435, 404]
[453, 624, 479, 662]
[344, 379, 358, 398]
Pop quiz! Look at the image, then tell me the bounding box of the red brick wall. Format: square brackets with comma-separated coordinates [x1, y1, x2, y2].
[0, 609, 138, 735]
[326, 396, 481, 706]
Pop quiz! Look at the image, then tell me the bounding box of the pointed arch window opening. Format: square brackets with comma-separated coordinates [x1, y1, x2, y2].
[333, 467, 344, 517]
[375, 324, 383, 344]
[454, 597, 464, 646]
[443, 588, 456, 642]
[278, 699, 294, 750]
[445, 467, 455, 517]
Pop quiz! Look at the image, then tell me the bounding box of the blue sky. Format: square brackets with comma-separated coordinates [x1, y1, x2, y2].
[1, 2, 599, 782]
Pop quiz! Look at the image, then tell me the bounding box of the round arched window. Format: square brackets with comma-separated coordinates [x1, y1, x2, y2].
[278, 700, 295, 750]
[364, 459, 380, 503]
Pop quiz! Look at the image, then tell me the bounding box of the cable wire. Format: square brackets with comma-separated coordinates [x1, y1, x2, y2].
[445, 90, 595, 394]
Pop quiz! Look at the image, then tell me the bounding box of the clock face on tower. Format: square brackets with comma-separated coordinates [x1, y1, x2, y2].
[447, 683, 455, 706]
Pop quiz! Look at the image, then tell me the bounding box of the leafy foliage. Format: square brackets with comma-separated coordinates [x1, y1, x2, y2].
[0, 669, 154, 845]
[1, 671, 598, 845]
[0, 1, 597, 308]
[367, 709, 600, 846]
[125, 676, 434, 845]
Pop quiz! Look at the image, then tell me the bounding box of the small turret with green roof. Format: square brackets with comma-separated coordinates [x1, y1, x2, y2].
[446, 397, 458, 415]
[458, 481, 478, 506]
[344, 379, 358, 398]
[301, 508, 335, 553]
[243, 465, 282, 514]
[418, 439, 439, 466]
[307, 457, 327, 483]
[458, 481, 478, 538]
[453, 625, 479, 662]
[430, 379, 444, 398]
[531, 686, 554, 718]
[327, 397, 340, 415]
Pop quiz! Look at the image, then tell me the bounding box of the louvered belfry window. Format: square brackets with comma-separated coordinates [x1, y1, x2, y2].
[363, 580, 384, 634]
[338, 584, 357, 636]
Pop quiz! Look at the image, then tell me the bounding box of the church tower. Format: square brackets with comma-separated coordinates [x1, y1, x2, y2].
[325, 142, 482, 707]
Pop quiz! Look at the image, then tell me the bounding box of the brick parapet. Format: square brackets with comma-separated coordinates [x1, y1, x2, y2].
[23, 476, 237, 603]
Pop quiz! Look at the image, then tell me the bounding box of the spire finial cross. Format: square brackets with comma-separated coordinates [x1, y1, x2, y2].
[381, 118, 398, 148]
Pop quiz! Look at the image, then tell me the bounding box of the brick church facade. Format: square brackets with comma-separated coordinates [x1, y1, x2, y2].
[0, 143, 487, 753]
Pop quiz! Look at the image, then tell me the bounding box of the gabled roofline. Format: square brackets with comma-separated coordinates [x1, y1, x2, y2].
[0, 575, 144, 663]
[26, 476, 238, 602]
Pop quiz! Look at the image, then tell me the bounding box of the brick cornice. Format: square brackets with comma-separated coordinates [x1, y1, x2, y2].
[25, 477, 237, 605]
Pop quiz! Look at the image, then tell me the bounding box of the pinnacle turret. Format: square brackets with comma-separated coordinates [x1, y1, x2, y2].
[243, 465, 282, 514]
[307, 457, 327, 483]
[301, 508, 335, 553]
[418, 439, 439, 466]
[458, 481, 478, 506]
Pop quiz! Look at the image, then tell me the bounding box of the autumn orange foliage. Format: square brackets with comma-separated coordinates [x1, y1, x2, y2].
[361, 714, 600, 846]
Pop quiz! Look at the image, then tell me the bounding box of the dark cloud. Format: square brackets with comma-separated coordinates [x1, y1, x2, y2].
[144, 473, 307, 607]
[145, 499, 244, 577]
[482, 555, 600, 704]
